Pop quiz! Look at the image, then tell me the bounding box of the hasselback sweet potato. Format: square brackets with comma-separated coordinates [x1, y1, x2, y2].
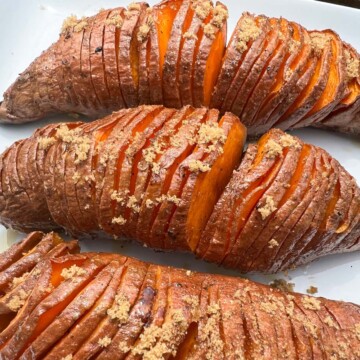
[1, 0, 359, 136]
[0, 105, 359, 273]
[0, 232, 359, 359]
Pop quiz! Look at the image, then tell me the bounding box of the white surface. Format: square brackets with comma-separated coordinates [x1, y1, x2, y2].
[0, 0, 359, 303]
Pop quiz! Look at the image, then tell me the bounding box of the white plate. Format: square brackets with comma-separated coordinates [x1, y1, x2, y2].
[0, 0, 359, 303]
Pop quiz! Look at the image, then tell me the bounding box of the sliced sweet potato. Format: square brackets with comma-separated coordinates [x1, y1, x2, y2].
[275, 31, 332, 131]
[185, 112, 246, 251]
[141, 107, 209, 248]
[89, 9, 113, 111]
[119, 3, 148, 108]
[316, 44, 360, 134]
[291, 30, 347, 129]
[73, 259, 148, 359]
[162, 0, 193, 108]
[193, 2, 228, 107]
[103, 8, 127, 111]
[0, 236, 360, 357]
[137, 106, 199, 247]
[112, 107, 173, 235]
[242, 17, 292, 127]
[250, 22, 313, 136]
[178, 2, 207, 106]
[231, 18, 283, 119]
[210, 13, 266, 111]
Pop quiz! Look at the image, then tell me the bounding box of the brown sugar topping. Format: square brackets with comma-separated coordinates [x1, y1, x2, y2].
[61, 265, 86, 280]
[344, 49, 360, 79]
[301, 296, 321, 311]
[258, 195, 277, 220]
[270, 279, 295, 292]
[107, 293, 131, 323]
[236, 16, 261, 53]
[61, 15, 88, 34]
[193, 0, 212, 20]
[105, 13, 124, 28]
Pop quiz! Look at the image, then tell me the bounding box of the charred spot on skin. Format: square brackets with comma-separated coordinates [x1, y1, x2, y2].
[95, 46, 103, 53]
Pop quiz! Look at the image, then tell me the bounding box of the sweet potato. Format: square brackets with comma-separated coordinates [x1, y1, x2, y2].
[0, 235, 359, 359]
[1, 1, 359, 135]
[0, 105, 359, 273]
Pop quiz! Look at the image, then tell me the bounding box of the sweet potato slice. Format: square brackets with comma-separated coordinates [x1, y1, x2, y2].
[178, 2, 207, 106]
[291, 30, 347, 129]
[249, 22, 312, 136]
[95, 265, 157, 359]
[185, 112, 246, 252]
[89, 9, 113, 111]
[242, 17, 292, 127]
[274, 31, 332, 131]
[162, 0, 193, 108]
[103, 8, 127, 111]
[118, 3, 148, 108]
[214, 14, 270, 114]
[193, 2, 228, 107]
[317, 44, 360, 134]
[73, 259, 148, 359]
[22, 261, 118, 359]
[135, 106, 198, 246]
[230, 18, 282, 119]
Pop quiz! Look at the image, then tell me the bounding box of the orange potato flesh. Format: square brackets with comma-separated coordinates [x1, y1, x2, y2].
[156, 2, 182, 74]
[341, 78, 360, 106]
[203, 27, 227, 106]
[320, 179, 340, 232]
[306, 34, 340, 116]
[186, 116, 247, 251]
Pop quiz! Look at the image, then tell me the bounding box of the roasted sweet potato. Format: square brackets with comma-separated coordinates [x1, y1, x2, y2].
[1, 1, 359, 135]
[0, 234, 359, 359]
[1, 105, 359, 273]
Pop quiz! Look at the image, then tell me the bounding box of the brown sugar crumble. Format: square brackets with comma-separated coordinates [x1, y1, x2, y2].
[38, 136, 56, 150]
[268, 239, 279, 249]
[306, 286, 318, 295]
[258, 195, 277, 220]
[310, 32, 330, 56]
[138, 24, 150, 42]
[112, 216, 127, 225]
[264, 139, 283, 158]
[270, 278, 295, 292]
[203, 23, 216, 40]
[301, 296, 321, 311]
[98, 336, 112, 348]
[8, 289, 29, 312]
[61, 15, 88, 34]
[188, 159, 211, 173]
[193, 0, 212, 20]
[61, 355, 73, 360]
[344, 49, 360, 79]
[105, 13, 124, 28]
[107, 293, 131, 323]
[56, 125, 91, 164]
[211, 5, 228, 28]
[236, 16, 261, 53]
[183, 32, 198, 40]
[61, 265, 86, 280]
[132, 310, 187, 358]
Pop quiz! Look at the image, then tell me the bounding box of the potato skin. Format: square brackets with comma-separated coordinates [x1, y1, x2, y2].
[0, 235, 359, 359]
[0, 106, 359, 274]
